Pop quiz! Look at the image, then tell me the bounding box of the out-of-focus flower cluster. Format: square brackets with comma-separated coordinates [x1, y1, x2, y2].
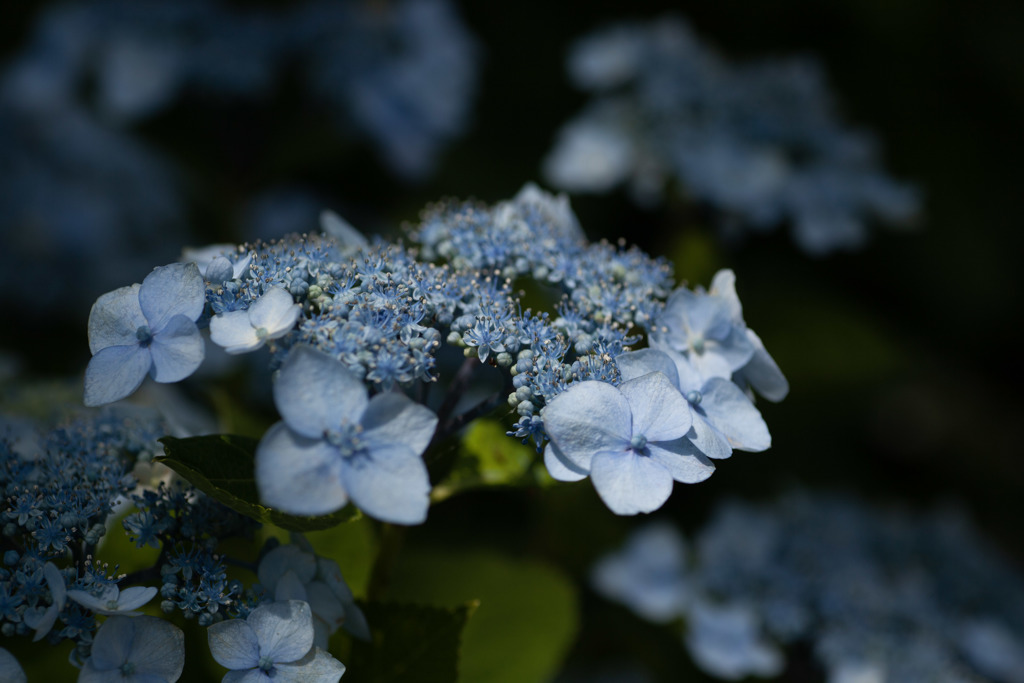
[593, 493, 1024, 682]
[544, 15, 920, 254]
[0, 0, 479, 311]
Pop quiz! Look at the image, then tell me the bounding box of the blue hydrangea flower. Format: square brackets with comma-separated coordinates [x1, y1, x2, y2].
[591, 522, 691, 623]
[651, 286, 754, 382]
[709, 269, 789, 402]
[616, 347, 770, 460]
[182, 244, 253, 284]
[0, 647, 26, 683]
[67, 583, 158, 616]
[684, 599, 784, 680]
[255, 345, 438, 524]
[541, 372, 712, 515]
[257, 541, 370, 648]
[207, 600, 345, 683]
[84, 262, 206, 406]
[23, 561, 65, 642]
[210, 287, 301, 355]
[79, 615, 185, 683]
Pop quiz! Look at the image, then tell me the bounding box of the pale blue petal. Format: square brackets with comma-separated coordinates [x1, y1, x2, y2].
[139, 262, 205, 331]
[0, 648, 26, 683]
[647, 439, 716, 484]
[223, 670, 271, 683]
[700, 379, 771, 451]
[688, 415, 733, 460]
[88, 616, 136, 671]
[711, 325, 756, 373]
[208, 617, 260, 670]
[88, 284, 145, 353]
[149, 315, 204, 383]
[660, 347, 704, 393]
[305, 582, 343, 634]
[341, 601, 371, 642]
[688, 348, 735, 382]
[709, 269, 742, 320]
[619, 372, 691, 442]
[255, 423, 348, 516]
[258, 546, 317, 589]
[272, 647, 346, 683]
[115, 586, 157, 613]
[248, 287, 300, 339]
[68, 584, 119, 613]
[315, 558, 354, 604]
[321, 210, 368, 249]
[543, 443, 588, 482]
[542, 381, 631, 470]
[739, 329, 789, 402]
[205, 257, 235, 284]
[275, 571, 309, 603]
[590, 450, 673, 515]
[44, 562, 66, 606]
[248, 600, 314, 664]
[274, 346, 368, 440]
[615, 348, 679, 386]
[340, 444, 430, 525]
[125, 617, 185, 680]
[84, 344, 151, 406]
[78, 661, 109, 683]
[685, 294, 734, 341]
[684, 600, 784, 680]
[360, 393, 438, 457]
[210, 310, 262, 354]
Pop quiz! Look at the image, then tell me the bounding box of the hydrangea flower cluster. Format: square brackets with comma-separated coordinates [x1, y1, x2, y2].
[0, 403, 354, 680]
[543, 15, 921, 254]
[593, 493, 1024, 682]
[82, 184, 785, 521]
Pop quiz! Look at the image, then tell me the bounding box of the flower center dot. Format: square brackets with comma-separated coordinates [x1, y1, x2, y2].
[630, 434, 647, 451]
[685, 390, 702, 406]
[136, 325, 153, 347]
[258, 655, 275, 673]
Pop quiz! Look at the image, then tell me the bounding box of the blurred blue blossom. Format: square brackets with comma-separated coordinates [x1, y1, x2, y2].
[79, 615, 185, 683]
[84, 263, 206, 406]
[590, 522, 690, 623]
[593, 492, 1024, 682]
[207, 600, 345, 683]
[257, 538, 370, 649]
[544, 16, 920, 254]
[255, 344, 438, 524]
[0, 647, 26, 683]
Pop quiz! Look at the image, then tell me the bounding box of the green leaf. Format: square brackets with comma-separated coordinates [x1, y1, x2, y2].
[156, 434, 360, 531]
[432, 419, 538, 502]
[346, 601, 478, 683]
[387, 550, 578, 683]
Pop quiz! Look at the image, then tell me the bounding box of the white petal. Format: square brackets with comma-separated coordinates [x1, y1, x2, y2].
[210, 310, 263, 354]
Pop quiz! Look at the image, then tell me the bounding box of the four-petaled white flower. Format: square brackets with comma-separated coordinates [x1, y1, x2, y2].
[210, 287, 301, 354]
